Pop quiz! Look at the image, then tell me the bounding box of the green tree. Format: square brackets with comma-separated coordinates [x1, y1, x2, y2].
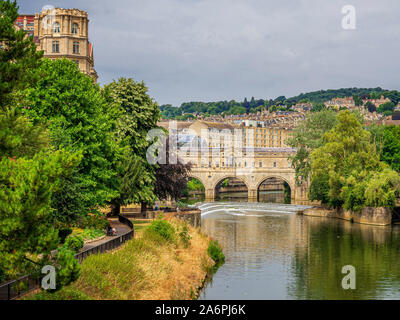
[186, 178, 205, 192]
[103, 77, 161, 213]
[353, 94, 363, 106]
[287, 109, 338, 183]
[0, 150, 80, 279]
[365, 101, 376, 113]
[309, 111, 399, 210]
[377, 102, 395, 115]
[311, 103, 326, 113]
[24, 58, 119, 225]
[0, 0, 43, 108]
[0, 2, 81, 286]
[0, 107, 48, 158]
[381, 125, 400, 172]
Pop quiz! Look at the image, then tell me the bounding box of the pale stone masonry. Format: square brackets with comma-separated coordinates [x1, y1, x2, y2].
[15, 8, 98, 82]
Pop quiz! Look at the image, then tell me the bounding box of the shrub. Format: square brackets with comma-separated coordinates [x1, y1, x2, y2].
[145, 219, 176, 243]
[63, 235, 84, 253]
[53, 247, 81, 291]
[179, 223, 191, 248]
[58, 228, 72, 244]
[78, 212, 109, 231]
[207, 240, 225, 271]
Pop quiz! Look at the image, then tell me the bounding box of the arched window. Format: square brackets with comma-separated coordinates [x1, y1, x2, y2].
[53, 22, 60, 33]
[71, 23, 78, 34]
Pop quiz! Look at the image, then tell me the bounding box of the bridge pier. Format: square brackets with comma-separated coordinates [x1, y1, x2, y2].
[248, 189, 257, 203]
[205, 189, 215, 202]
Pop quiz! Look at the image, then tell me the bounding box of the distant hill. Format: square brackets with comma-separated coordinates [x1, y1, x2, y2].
[286, 87, 386, 104]
[160, 87, 400, 120]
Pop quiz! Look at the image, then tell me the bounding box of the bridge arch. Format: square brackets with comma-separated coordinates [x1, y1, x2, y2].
[256, 176, 294, 191]
[213, 175, 250, 191]
[214, 175, 249, 202]
[188, 174, 207, 190]
[184, 175, 207, 202]
[256, 176, 295, 204]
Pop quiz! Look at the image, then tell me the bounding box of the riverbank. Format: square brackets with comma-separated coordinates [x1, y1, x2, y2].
[24, 217, 217, 300]
[303, 206, 400, 226]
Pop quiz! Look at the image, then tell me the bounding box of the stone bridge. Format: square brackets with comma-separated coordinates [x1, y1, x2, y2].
[180, 148, 310, 204]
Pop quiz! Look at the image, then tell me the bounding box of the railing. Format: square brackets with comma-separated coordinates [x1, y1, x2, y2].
[0, 214, 134, 300]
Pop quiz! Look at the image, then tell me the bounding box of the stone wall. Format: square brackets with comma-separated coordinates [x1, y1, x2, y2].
[164, 210, 202, 228]
[303, 206, 394, 226]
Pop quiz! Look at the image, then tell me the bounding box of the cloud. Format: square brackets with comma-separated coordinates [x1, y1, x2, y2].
[18, 0, 400, 105]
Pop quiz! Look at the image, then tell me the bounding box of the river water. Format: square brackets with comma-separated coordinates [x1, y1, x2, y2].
[197, 202, 400, 300]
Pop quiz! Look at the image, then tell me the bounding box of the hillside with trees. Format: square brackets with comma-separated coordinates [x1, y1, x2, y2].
[160, 87, 400, 119]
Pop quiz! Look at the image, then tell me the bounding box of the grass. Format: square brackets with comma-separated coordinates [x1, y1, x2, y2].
[71, 228, 105, 241]
[24, 217, 214, 300]
[131, 219, 152, 233]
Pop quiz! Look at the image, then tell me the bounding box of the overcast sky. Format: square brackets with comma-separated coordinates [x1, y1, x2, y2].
[18, 0, 400, 106]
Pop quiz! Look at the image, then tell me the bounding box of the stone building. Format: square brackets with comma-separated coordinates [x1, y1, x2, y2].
[15, 8, 98, 82]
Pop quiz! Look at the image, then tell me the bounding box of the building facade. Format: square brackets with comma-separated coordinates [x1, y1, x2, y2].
[16, 8, 97, 82]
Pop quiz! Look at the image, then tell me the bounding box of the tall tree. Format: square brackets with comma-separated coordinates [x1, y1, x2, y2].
[287, 109, 338, 183]
[309, 111, 399, 210]
[0, 1, 80, 283]
[0, 0, 43, 108]
[24, 58, 119, 225]
[103, 77, 161, 213]
[381, 125, 400, 172]
[154, 135, 192, 202]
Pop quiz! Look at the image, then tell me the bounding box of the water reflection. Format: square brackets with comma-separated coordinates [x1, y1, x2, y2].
[199, 203, 400, 300]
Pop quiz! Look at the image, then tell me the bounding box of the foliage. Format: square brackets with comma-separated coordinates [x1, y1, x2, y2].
[365, 101, 376, 113]
[63, 235, 84, 253]
[186, 178, 205, 192]
[0, 150, 79, 278]
[179, 223, 191, 248]
[309, 111, 400, 210]
[24, 58, 119, 225]
[145, 218, 176, 243]
[108, 154, 142, 215]
[159, 88, 387, 119]
[377, 102, 395, 115]
[78, 212, 109, 230]
[26, 219, 211, 300]
[287, 87, 385, 105]
[103, 77, 161, 207]
[353, 94, 363, 106]
[283, 181, 291, 204]
[154, 134, 192, 201]
[311, 103, 326, 113]
[207, 240, 225, 271]
[0, 0, 43, 108]
[0, 107, 49, 158]
[221, 178, 229, 188]
[381, 125, 400, 172]
[58, 228, 72, 244]
[287, 109, 338, 183]
[364, 169, 400, 208]
[72, 228, 105, 241]
[53, 247, 81, 290]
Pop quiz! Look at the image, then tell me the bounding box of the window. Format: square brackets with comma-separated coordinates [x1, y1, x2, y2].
[52, 40, 59, 53]
[273, 162, 277, 168]
[259, 161, 262, 167]
[73, 41, 79, 54]
[71, 23, 78, 34]
[53, 22, 60, 33]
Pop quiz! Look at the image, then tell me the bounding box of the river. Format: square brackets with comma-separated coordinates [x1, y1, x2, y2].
[197, 202, 400, 300]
